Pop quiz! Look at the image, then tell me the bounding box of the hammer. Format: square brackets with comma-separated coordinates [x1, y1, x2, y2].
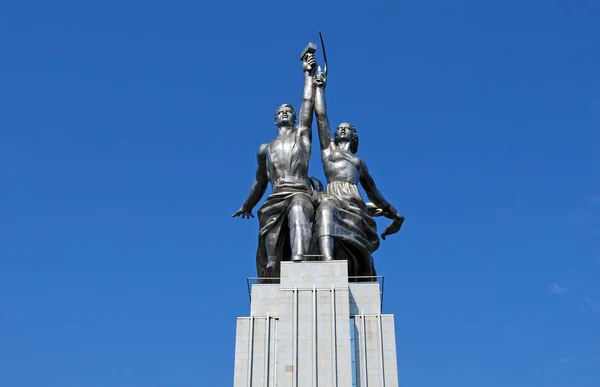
[299, 42, 317, 72]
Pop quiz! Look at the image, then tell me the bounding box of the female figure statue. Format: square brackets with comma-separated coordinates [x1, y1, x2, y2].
[312, 72, 404, 277]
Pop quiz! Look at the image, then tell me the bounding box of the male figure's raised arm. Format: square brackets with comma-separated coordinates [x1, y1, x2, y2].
[296, 53, 317, 139]
[359, 160, 401, 220]
[233, 144, 269, 219]
[314, 72, 333, 151]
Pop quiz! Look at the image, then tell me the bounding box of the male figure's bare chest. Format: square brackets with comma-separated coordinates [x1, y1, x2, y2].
[268, 135, 308, 165]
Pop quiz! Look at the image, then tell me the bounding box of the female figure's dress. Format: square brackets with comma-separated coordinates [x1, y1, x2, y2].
[313, 180, 380, 277]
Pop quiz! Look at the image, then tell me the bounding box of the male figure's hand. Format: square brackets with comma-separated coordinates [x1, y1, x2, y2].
[303, 53, 317, 76]
[315, 72, 327, 88]
[232, 207, 254, 219]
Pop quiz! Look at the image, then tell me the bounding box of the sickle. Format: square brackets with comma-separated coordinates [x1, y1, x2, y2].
[319, 31, 328, 76]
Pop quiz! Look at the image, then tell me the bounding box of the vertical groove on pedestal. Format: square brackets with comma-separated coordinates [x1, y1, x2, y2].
[313, 284, 317, 387]
[264, 314, 270, 387]
[247, 315, 255, 387]
[361, 313, 368, 387]
[293, 285, 298, 387]
[378, 314, 385, 387]
[331, 286, 338, 387]
[273, 318, 279, 387]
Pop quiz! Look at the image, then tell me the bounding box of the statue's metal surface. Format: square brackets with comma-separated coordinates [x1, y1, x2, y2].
[234, 36, 404, 280]
[233, 47, 318, 279]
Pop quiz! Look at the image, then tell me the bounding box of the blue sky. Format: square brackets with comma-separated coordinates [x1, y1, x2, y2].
[1, 0, 599, 386]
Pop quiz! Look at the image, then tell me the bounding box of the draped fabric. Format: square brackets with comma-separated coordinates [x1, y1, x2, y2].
[312, 181, 380, 277]
[255, 182, 317, 281]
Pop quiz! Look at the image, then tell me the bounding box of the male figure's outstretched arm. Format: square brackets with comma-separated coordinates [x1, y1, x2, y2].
[314, 72, 333, 152]
[296, 54, 317, 140]
[233, 144, 269, 219]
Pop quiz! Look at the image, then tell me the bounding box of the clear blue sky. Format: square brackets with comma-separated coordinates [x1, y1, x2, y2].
[1, 0, 599, 386]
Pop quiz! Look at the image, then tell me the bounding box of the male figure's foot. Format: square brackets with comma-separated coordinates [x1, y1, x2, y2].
[292, 255, 304, 262]
[323, 255, 334, 261]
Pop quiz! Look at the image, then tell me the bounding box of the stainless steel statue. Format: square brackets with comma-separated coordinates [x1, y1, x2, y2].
[234, 38, 404, 280]
[311, 71, 404, 277]
[233, 48, 319, 279]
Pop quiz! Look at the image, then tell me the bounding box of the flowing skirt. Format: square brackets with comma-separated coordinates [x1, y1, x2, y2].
[312, 181, 380, 277]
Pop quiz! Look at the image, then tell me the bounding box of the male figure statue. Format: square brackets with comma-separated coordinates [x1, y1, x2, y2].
[311, 71, 404, 277]
[233, 52, 318, 280]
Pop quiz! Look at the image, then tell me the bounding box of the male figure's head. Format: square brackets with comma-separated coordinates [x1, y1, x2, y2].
[334, 122, 359, 153]
[274, 104, 297, 128]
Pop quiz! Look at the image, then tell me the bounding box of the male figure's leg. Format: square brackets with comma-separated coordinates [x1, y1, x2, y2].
[264, 230, 281, 277]
[288, 194, 314, 261]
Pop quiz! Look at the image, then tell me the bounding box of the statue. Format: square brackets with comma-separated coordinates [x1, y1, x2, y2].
[232, 47, 319, 280]
[233, 37, 404, 280]
[310, 71, 405, 277]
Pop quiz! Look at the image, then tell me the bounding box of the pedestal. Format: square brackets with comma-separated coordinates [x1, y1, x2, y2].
[233, 260, 399, 386]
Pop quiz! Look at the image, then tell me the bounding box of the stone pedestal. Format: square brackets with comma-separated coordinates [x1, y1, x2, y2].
[233, 260, 399, 386]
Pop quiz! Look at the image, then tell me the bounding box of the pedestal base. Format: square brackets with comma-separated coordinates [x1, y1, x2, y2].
[233, 260, 399, 386]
